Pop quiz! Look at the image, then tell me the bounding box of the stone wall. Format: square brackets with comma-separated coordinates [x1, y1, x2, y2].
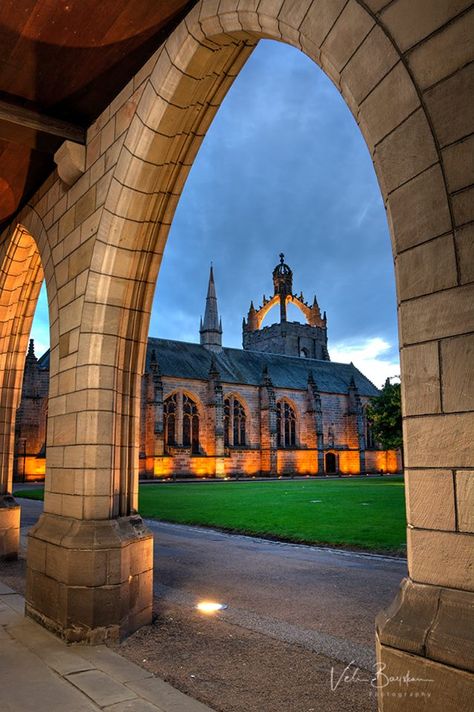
[243, 320, 329, 359]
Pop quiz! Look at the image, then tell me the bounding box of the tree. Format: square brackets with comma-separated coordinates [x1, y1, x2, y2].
[366, 379, 403, 454]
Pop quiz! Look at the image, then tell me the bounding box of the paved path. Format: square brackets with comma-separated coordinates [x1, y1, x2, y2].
[0, 581, 214, 712]
[18, 499, 407, 670]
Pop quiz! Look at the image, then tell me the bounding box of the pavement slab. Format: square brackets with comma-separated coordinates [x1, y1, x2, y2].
[0, 587, 217, 712]
[65, 669, 138, 707]
[127, 677, 216, 712]
[75, 644, 155, 683]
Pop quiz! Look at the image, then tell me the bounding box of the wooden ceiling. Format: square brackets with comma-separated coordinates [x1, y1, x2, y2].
[0, 0, 197, 228]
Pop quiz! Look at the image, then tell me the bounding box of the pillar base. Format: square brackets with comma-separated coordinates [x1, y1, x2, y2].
[375, 577, 474, 710]
[26, 512, 153, 643]
[0, 495, 20, 560]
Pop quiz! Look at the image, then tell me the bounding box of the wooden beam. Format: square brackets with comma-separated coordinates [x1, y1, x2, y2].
[0, 100, 85, 151]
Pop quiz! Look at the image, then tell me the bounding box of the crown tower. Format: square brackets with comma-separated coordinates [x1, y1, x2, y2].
[242, 255, 329, 360]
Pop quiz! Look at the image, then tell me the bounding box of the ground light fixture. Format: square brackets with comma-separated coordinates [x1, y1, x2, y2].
[196, 601, 228, 614]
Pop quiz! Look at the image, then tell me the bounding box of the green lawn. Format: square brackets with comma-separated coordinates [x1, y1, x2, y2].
[15, 476, 406, 554]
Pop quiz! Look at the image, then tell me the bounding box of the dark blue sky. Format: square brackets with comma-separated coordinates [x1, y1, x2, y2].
[31, 39, 399, 388]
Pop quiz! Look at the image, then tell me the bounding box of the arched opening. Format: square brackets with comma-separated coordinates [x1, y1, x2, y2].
[88, 0, 446, 690]
[0, 218, 54, 558]
[10, 5, 470, 707]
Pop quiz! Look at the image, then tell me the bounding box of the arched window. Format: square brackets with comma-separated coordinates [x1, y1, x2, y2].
[365, 411, 376, 449]
[224, 396, 247, 447]
[183, 394, 200, 453]
[276, 400, 296, 447]
[164, 393, 200, 453]
[164, 393, 177, 446]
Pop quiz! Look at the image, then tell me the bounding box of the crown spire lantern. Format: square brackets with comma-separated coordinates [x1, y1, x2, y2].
[272, 253, 293, 322]
[200, 265, 223, 352]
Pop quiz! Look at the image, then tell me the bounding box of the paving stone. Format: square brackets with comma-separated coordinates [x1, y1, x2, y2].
[127, 677, 216, 712]
[76, 645, 154, 683]
[0, 582, 14, 595]
[104, 700, 165, 712]
[66, 669, 138, 707]
[36, 644, 96, 676]
[1, 676, 99, 712]
[2, 592, 25, 612]
[0, 605, 24, 626]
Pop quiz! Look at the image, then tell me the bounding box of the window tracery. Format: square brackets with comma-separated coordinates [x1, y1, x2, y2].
[276, 400, 296, 447]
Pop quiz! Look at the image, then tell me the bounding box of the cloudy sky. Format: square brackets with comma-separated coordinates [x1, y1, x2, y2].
[31, 39, 400, 389]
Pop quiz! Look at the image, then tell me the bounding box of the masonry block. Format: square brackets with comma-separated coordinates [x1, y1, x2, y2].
[26, 512, 153, 643]
[376, 578, 474, 710]
[0, 495, 20, 560]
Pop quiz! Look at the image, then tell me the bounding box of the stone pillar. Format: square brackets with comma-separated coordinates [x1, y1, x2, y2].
[207, 357, 225, 477]
[307, 371, 324, 475]
[259, 366, 277, 476]
[0, 495, 20, 561]
[26, 288, 153, 642]
[150, 350, 164, 461]
[348, 377, 366, 475]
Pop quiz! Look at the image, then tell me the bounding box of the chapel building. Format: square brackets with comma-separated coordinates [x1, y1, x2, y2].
[14, 256, 400, 480]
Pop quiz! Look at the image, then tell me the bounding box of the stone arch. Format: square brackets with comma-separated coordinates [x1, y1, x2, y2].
[0, 209, 56, 557]
[0, 211, 56, 492]
[88, 2, 472, 688]
[19, 0, 472, 685]
[91, 0, 457, 515]
[85, 0, 467, 557]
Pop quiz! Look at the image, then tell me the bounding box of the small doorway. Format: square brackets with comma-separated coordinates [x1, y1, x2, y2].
[325, 452, 337, 475]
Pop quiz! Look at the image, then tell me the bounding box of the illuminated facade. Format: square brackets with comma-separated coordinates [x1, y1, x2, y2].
[15, 256, 400, 480]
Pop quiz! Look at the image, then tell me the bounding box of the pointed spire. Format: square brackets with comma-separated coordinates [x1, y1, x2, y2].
[200, 264, 222, 351]
[26, 338, 37, 365]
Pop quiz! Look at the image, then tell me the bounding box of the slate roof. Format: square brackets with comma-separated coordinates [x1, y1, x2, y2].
[147, 338, 380, 397]
[36, 338, 380, 396]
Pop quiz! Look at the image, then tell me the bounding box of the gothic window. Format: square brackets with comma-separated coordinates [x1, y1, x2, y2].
[224, 396, 247, 447]
[224, 399, 230, 446]
[277, 400, 297, 447]
[366, 412, 376, 449]
[183, 394, 200, 453]
[164, 394, 177, 446]
[233, 398, 246, 446]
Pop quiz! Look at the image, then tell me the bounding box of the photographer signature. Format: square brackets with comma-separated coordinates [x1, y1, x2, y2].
[330, 661, 434, 691]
